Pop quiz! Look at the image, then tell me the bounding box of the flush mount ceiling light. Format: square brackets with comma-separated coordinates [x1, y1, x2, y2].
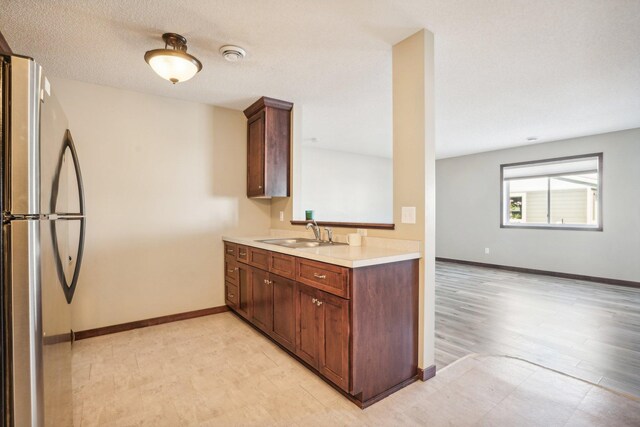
[144, 33, 203, 84]
[219, 45, 246, 62]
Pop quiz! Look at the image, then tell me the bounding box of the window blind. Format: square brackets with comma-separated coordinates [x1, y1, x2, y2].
[503, 157, 598, 181]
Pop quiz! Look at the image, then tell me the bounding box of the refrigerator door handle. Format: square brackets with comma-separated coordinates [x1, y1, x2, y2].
[50, 130, 86, 304]
[46, 214, 86, 220]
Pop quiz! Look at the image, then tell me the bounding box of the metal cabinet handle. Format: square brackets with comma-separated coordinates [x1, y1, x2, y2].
[264, 279, 272, 285]
[258, 185, 262, 189]
[228, 269, 235, 273]
[312, 298, 317, 304]
[313, 273, 327, 279]
[239, 252, 246, 256]
[228, 293, 235, 298]
[226, 249, 234, 253]
[316, 300, 323, 307]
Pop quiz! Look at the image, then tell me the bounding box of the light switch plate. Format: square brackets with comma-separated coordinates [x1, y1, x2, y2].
[401, 207, 416, 224]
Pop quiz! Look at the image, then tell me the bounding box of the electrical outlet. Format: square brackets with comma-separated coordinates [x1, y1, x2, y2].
[485, 247, 490, 254]
[401, 207, 416, 224]
[279, 211, 284, 222]
[356, 228, 367, 236]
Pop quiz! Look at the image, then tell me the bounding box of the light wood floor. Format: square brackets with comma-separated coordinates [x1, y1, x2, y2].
[435, 261, 640, 397]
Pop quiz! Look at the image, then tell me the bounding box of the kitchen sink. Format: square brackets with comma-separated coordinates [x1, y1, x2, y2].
[257, 238, 347, 249]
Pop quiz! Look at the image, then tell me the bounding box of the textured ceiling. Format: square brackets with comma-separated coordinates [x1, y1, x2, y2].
[2, 0, 639, 159]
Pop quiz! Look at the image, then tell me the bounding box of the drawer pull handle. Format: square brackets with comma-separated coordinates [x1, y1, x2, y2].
[313, 273, 327, 279]
[239, 252, 246, 256]
[228, 293, 235, 298]
[227, 269, 235, 273]
[226, 249, 234, 253]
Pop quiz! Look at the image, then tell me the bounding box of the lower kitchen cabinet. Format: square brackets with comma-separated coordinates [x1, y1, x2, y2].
[296, 284, 350, 391]
[223, 239, 419, 408]
[295, 284, 321, 368]
[248, 266, 296, 352]
[250, 267, 272, 331]
[271, 275, 296, 351]
[236, 263, 251, 319]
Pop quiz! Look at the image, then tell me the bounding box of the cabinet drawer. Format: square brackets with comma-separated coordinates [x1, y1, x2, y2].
[225, 281, 239, 306]
[237, 245, 249, 263]
[224, 242, 237, 259]
[225, 259, 239, 283]
[269, 252, 295, 279]
[248, 247, 270, 270]
[296, 259, 350, 298]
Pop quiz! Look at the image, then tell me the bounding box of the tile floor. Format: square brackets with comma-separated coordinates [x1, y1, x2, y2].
[72, 312, 640, 426]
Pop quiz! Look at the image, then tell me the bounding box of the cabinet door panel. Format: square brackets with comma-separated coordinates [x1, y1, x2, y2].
[236, 264, 251, 319]
[271, 275, 296, 351]
[251, 268, 272, 332]
[319, 292, 350, 391]
[296, 285, 320, 368]
[247, 112, 265, 197]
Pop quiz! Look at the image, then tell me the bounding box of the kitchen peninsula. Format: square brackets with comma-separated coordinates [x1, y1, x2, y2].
[222, 235, 421, 408]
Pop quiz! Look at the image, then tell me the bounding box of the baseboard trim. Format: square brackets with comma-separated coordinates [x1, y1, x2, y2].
[74, 305, 230, 340]
[436, 257, 640, 289]
[417, 364, 436, 381]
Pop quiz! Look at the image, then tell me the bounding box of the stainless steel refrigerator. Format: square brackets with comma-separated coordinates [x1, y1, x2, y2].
[1, 54, 86, 426]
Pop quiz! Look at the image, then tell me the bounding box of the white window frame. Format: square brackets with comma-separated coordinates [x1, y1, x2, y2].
[500, 153, 603, 231]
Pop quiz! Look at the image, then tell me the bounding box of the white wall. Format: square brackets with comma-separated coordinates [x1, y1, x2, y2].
[297, 146, 393, 223]
[437, 128, 640, 282]
[53, 78, 271, 331]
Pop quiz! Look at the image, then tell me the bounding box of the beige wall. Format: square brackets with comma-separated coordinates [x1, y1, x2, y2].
[53, 78, 271, 331]
[270, 30, 437, 369]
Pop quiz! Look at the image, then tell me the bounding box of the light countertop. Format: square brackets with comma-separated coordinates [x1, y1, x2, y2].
[222, 235, 421, 268]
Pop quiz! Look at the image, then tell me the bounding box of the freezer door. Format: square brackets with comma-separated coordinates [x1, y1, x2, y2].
[5, 220, 44, 427]
[40, 217, 73, 427]
[5, 218, 73, 427]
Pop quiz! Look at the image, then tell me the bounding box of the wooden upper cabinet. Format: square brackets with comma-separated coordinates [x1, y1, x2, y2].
[243, 97, 293, 198]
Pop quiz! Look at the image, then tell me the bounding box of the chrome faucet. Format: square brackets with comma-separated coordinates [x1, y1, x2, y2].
[324, 227, 334, 243]
[306, 220, 321, 241]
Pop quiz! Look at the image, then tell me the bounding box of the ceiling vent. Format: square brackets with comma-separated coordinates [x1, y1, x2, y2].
[219, 45, 246, 62]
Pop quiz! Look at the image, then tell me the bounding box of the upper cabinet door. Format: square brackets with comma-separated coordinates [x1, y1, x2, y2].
[244, 97, 293, 198]
[247, 111, 266, 197]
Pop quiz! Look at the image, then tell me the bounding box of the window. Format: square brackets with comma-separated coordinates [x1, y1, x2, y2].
[501, 153, 602, 230]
